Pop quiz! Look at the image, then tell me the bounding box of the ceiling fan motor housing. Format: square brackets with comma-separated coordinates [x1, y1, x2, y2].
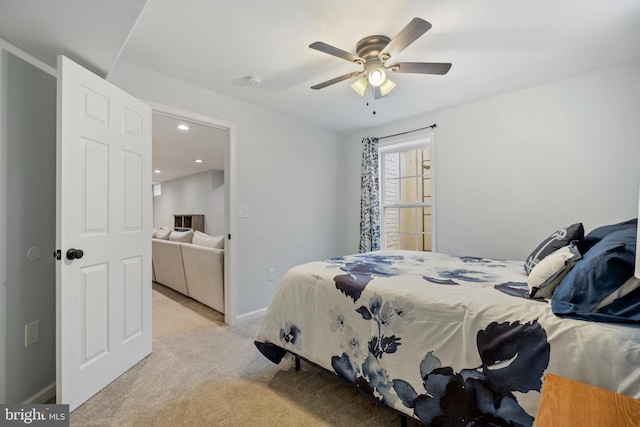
[355, 35, 391, 64]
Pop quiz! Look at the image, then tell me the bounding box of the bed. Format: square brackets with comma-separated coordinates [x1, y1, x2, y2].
[254, 222, 640, 426]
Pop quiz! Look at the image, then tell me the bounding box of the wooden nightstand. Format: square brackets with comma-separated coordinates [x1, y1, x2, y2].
[535, 373, 640, 426]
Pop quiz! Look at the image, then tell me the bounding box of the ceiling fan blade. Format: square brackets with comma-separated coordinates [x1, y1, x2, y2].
[380, 17, 432, 60]
[309, 42, 364, 64]
[311, 71, 363, 90]
[389, 62, 452, 75]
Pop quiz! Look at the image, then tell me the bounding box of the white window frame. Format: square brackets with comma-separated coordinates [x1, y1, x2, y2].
[378, 131, 436, 252]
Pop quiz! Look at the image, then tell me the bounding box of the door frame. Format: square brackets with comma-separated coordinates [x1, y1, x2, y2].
[146, 102, 237, 325]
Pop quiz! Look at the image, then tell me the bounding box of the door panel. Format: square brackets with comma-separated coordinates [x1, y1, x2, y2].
[56, 55, 152, 411]
[123, 151, 143, 231]
[82, 138, 109, 233]
[123, 256, 143, 341]
[80, 264, 109, 365]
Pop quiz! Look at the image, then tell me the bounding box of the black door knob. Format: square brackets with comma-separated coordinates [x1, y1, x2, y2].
[66, 248, 84, 260]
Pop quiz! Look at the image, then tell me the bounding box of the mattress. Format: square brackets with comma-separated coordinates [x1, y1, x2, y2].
[255, 250, 640, 426]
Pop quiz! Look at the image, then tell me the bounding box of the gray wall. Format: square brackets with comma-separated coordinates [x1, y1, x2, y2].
[3, 51, 56, 403]
[345, 61, 640, 260]
[153, 170, 225, 236]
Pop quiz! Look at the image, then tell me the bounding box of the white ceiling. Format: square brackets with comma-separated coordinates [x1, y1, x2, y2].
[0, 0, 147, 76]
[152, 112, 227, 182]
[1, 0, 639, 176]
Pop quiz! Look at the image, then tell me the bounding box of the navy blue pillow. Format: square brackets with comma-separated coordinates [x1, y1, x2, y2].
[524, 223, 584, 274]
[579, 218, 637, 254]
[551, 226, 638, 323]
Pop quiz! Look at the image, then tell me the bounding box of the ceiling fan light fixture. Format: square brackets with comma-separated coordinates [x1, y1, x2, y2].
[367, 68, 386, 87]
[379, 77, 396, 97]
[350, 75, 369, 96]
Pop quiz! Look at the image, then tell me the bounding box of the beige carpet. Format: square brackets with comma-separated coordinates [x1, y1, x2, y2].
[70, 284, 421, 426]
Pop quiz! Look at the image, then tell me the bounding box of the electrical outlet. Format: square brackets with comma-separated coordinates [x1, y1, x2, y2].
[268, 268, 276, 281]
[25, 320, 40, 347]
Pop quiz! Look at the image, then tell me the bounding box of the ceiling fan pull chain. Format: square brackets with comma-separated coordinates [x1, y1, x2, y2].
[367, 86, 377, 115]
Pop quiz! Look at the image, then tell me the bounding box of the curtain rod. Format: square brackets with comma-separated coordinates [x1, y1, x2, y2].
[376, 124, 436, 140]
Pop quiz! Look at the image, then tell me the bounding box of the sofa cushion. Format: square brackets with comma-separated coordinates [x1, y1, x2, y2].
[181, 243, 224, 313]
[151, 239, 189, 295]
[155, 228, 171, 240]
[170, 229, 194, 243]
[193, 231, 224, 249]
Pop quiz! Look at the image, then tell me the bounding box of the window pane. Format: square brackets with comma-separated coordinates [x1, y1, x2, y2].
[383, 152, 399, 205]
[383, 176, 399, 204]
[421, 147, 431, 162]
[422, 206, 432, 233]
[384, 208, 400, 249]
[400, 232, 432, 251]
[423, 233, 432, 251]
[399, 177, 420, 204]
[399, 207, 420, 233]
[386, 233, 400, 250]
[423, 177, 432, 203]
[422, 148, 431, 182]
[400, 233, 418, 251]
[384, 152, 399, 179]
[400, 149, 417, 176]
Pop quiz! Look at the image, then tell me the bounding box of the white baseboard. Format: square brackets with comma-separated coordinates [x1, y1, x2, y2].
[22, 381, 56, 404]
[235, 307, 267, 323]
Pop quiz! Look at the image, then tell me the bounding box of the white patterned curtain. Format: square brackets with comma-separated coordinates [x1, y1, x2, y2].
[359, 137, 380, 253]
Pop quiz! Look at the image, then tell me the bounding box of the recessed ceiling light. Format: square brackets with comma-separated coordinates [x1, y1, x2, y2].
[194, 159, 203, 163]
[177, 124, 189, 131]
[154, 170, 161, 173]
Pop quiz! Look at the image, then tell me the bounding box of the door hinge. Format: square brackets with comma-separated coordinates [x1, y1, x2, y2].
[228, 234, 231, 240]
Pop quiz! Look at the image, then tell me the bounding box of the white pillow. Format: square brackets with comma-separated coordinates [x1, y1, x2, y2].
[527, 243, 581, 299]
[192, 231, 224, 249]
[169, 229, 194, 243]
[154, 229, 171, 240]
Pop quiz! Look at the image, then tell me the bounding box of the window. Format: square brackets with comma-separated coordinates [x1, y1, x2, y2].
[379, 137, 434, 251]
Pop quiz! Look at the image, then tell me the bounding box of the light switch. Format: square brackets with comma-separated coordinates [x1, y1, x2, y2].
[237, 205, 249, 218]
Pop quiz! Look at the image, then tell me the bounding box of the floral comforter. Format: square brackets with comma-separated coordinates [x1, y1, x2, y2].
[254, 251, 640, 426]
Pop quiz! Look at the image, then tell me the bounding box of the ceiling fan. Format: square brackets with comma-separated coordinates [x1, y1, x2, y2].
[309, 17, 451, 99]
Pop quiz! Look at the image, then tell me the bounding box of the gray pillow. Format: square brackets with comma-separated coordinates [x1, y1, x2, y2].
[154, 228, 171, 240]
[192, 231, 224, 249]
[524, 222, 584, 274]
[169, 229, 194, 243]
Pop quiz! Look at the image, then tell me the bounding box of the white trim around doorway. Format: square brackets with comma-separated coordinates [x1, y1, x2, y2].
[145, 102, 237, 325]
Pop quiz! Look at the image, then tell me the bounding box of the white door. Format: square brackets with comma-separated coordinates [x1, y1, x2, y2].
[55, 55, 152, 411]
